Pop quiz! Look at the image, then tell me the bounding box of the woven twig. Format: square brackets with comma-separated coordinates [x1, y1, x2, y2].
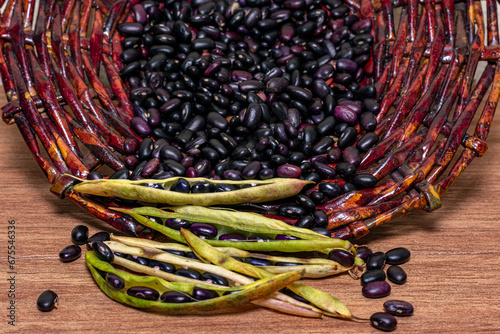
[0, 0, 499, 240]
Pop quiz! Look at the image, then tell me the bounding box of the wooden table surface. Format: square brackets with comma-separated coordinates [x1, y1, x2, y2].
[0, 86, 499, 334]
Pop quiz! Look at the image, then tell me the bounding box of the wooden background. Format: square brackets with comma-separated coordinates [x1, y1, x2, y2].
[0, 86, 499, 332]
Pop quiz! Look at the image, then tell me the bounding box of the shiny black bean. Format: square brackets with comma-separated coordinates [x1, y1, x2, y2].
[148, 260, 175, 273]
[191, 182, 215, 193]
[367, 251, 386, 270]
[170, 178, 190, 193]
[224, 169, 243, 180]
[356, 246, 373, 262]
[131, 116, 152, 137]
[87, 171, 103, 180]
[219, 233, 246, 241]
[313, 209, 328, 226]
[175, 268, 201, 280]
[383, 300, 414, 316]
[313, 161, 337, 179]
[243, 103, 262, 129]
[370, 312, 397, 331]
[71, 225, 89, 245]
[87, 232, 110, 248]
[106, 272, 125, 290]
[190, 223, 218, 239]
[361, 269, 387, 286]
[352, 18, 372, 33]
[309, 191, 325, 205]
[329, 249, 355, 267]
[242, 161, 261, 179]
[356, 132, 379, 153]
[362, 281, 391, 299]
[121, 48, 140, 63]
[337, 127, 358, 149]
[193, 287, 219, 301]
[137, 138, 153, 161]
[161, 291, 193, 303]
[278, 204, 306, 218]
[266, 77, 289, 93]
[214, 183, 237, 192]
[363, 98, 381, 114]
[200, 272, 229, 286]
[342, 182, 357, 193]
[387, 265, 407, 284]
[275, 262, 301, 266]
[239, 80, 264, 92]
[59, 245, 81, 263]
[92, 241, 114, 263]
[207, 112, 228, 131]
[295, 215, 314, 228]
[37, 290, 58, 312]
[160, 146, 183, 162]
[245, 257, 273, 266]
[386, 247, 411, 265]
[165, 219, 190, 230]
[312, 137, 334, 155]
[259, 168, 275, 179]
[295, 194, 316, 211]
[127, 286, 159, 301]
[194, 159, 211, 177]
[286, 85, 313, 102]
[351, 174, 378, 189]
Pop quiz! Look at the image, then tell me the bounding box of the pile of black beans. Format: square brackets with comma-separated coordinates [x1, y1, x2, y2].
[105, 0, 380, 203]
[356, 247, 414, 332]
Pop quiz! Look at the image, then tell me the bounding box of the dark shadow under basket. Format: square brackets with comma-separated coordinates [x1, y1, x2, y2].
[1, 0, 499, 240]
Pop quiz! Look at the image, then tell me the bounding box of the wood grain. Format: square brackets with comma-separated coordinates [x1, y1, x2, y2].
[0, 92, 499, 334]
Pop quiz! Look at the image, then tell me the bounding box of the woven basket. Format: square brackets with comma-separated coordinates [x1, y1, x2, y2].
[1, 0, 498, 240]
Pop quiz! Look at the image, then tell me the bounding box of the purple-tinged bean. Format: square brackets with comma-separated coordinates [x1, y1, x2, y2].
[370, 312, 397, 331]
[106, 272, 125, 290]
[355, 246, 373, 262]
[276, 164, 302, 178]
[59, 245, 82, 263]
[362, 281, 391, 298]
[165, 219, 190, 230]
[200, 272, 229, 286]
[313, 209, 328, 226]
[127, 286, 159, 301]
[334, 105, 357, 124]
[318, 182, 342, 198]
[92, 241, 114, 263]
[383, 300, 414, 316]
[190, 223, 218, 239]
[313, 161, 336, 179]
[219, 233, 246, 241]
[193, 287, 219, 301]
[194, 160, 211, 177]
[130, 117, 151, 137]
[329, 249, 354, 267]
[337, 127, 358, 149]
[148, 260, 175, 273]
[275, 235, 300, 241]
[342, 146, 361, 166]
[160, 291, 193, 303]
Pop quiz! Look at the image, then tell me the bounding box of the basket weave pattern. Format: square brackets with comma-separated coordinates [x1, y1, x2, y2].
[1, 0, 499, 239]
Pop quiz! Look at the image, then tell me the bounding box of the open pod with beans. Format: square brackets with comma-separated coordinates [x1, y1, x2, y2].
[86, 229, 356, 318]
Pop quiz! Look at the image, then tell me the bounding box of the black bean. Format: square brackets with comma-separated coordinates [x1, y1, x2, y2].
[387, 265, 407, 285]
[342, 146, 361, 166]
[335, 162, 356, 179]
[355, 246, 373, 262]
[278, 204, 306, 218]
[175, 268, 201, 280]
[59, 245, 82, 263]
[117, 22, 144, 36]
[245, 257, 273, 266]
[351, 174, 378, 189]
[319, 182, 342, 198]
[362, 281, 391, 298]
[239, 80, 264, 92]
[215, 183, 238, 192]
[386, 247, 411, 265]
[275, 262, 301, 266]
[165, 219, 190, 230]
[361, 269, 387, 286]
[259, 168, 275, 179]
[295, 215, 314, 228]
[190, 223, 218, 239]
[276, 164, 302, 178]
[193, 287, 219, 301]
[160, 146, 183, 162]
[243, 161, 262, 179]
[286, 85, 313, 102]
[295, 194, 316, 211]
[194, 159, 211, 177]
[86, 232, 110, 250]
[161, 291, 193, 303]
[383, 300, 414, 316]
[37, 290, 58, 312]
[128, 286, 159, 301]
[191, 182, 216, 193]
[219, 233, 246, 241]
[313, 209, 328, 226]
[367, 251, 386, 270]
[170, 178, 191, 193]
[71, 225, 89, 245]
[200, 272, 229, 286]
[92, 241, 114, 263]
[370, 312, 397, 331]
[342, 182, 357, 193]
[149, 260, 175, 273]
[106, 273, 125, 290]
[329, 249, 355, 267]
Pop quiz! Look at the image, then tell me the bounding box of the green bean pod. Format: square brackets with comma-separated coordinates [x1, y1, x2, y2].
[110, 235, 355, 279]
[90, 241, 325, 317]
[71, 175, 313, 205]
[116, 208, 353, 254]
[180, 229, 353, 319]
[86, 251, 304, 314]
